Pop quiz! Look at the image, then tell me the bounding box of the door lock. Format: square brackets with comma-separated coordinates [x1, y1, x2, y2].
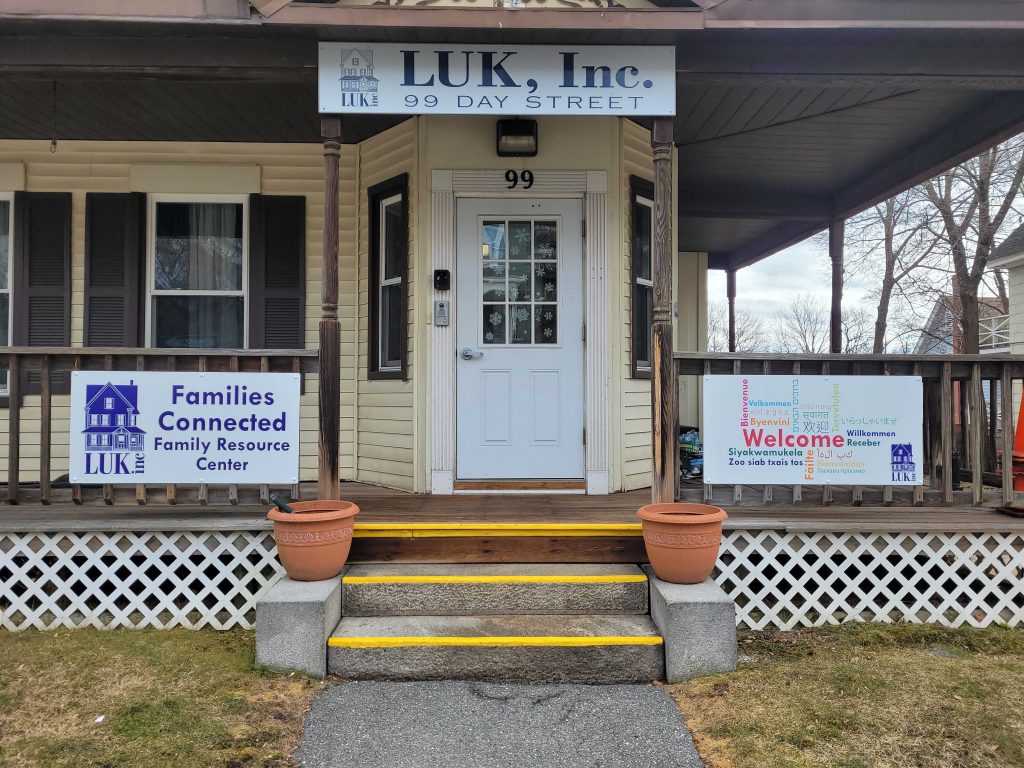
[460, 347, 484, 361]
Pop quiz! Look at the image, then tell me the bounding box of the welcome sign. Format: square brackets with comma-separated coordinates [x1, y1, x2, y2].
[703, 376, 924, 486]
[69, 372, 301, 485]
[318, 43, 676, 116]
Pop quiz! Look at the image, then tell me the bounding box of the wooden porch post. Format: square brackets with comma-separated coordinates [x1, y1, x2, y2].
[651, 117, 678, 504]
[726, 268, 737, 353]
[318, 115, 342, 500]
[829, 218, 844, 354]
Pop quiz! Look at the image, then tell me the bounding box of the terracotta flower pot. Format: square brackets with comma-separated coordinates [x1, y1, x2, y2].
[636, 502, 727, 584]
[268, 500, 360, 582]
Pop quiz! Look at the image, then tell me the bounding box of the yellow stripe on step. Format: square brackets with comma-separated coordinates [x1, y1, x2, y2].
[343, 574, 648, 585]
[327, 635, 664, 648]
[352, 523, 643, 539]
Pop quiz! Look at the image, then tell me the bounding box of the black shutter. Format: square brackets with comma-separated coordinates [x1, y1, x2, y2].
[84, 192, 146, 347]
[13, 191, 72, 394]
[249, 194, 306, 349]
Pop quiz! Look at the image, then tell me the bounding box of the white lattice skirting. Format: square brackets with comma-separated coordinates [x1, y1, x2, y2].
[717, 530, 1024, 630]
[0, 531, 282, 631]
[1, 529, 1022, 631]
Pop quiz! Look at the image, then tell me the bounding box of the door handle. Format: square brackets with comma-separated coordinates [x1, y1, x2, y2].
[460, 347, 484, 361]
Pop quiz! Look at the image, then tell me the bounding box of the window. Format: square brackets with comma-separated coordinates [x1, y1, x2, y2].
[0, 194, 10, 393]
[630, 176, 654, 378]
[104, 397, 114, 409]
[480, 218, 559, 345]
[368, 175, 409, 379]
[148, 196, 246, 349]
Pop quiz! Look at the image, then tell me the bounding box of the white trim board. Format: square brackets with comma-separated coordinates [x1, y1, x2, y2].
[430, 169, 610, 495]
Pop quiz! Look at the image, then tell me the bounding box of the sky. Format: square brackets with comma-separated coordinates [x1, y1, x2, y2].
[705, 237, 874, 320]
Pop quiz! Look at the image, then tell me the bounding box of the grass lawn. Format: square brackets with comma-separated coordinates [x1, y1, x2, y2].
[670, 623, 1024, 768]
[0, 629, 321, 768]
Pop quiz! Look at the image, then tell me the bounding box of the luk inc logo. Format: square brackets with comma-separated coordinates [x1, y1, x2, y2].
[339, 48, 379, 107]
[82, 381, 146, 476]
[890, 443, 916, 482]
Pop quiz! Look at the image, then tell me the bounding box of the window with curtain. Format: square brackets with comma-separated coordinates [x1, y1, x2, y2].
[630, 177, 654, 378]
[150, 199, 245, 348]
[368, 175, 408, 379]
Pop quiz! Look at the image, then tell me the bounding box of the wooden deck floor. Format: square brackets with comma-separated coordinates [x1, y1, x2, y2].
[1, 482, 1022, 534]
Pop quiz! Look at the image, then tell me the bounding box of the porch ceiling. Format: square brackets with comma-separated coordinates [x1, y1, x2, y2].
[1, 16, 1023, 270]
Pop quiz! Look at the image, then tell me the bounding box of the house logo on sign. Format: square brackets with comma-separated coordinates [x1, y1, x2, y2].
[82, 381, 146, 476]
[890, 443, 916, 482]
[339, 49, 379, 107]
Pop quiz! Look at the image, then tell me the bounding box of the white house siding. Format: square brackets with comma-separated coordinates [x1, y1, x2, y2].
[355, 120, 419, 491]
[1008, 265, 1024, 426]
[0, 139, 338, 484]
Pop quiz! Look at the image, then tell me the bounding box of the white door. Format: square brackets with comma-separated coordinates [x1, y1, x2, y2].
[455, 198, 585, 480]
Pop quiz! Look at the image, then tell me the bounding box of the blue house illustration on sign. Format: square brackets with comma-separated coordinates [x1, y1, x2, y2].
[339, 49, 379, 97]
[82, 381, 145, 453]
[890, 443, 916, 474]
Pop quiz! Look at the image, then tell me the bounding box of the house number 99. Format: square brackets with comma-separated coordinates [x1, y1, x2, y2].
[505, 170, 535, 190]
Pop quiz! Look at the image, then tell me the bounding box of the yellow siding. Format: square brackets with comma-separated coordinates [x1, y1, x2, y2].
[621, 120, 655, 491]
[356, 120, 418, 491]
[0, 139, 344, 484]
[618, 121, 700, 492]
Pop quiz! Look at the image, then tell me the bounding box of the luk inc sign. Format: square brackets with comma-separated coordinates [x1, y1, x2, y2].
[69, 371, 301, 485]
[318, 43, 676, 116]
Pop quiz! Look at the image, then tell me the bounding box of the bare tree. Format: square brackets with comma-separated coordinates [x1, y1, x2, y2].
[774, 294, 830, 353]
[706, 301, 767, 352]
[774, 293, 874, 353]
[922, 135, 1024, 353]
[844, 190, 941, 352]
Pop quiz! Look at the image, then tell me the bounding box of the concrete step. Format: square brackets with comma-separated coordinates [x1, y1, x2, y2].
[341, 563, 649, 616]
[327, 614, 664, 683]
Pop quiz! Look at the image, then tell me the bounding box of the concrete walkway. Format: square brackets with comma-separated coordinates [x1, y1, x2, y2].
[296, 681, 703, 768]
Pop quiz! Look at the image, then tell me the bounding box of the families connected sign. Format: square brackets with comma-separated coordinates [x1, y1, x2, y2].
[318, 43, 676, 115]
[69, 372, 301, 484]
[703, 376, 924, 486]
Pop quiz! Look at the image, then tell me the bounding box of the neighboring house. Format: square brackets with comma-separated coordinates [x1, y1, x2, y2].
[914, 295, 1009, 354]
[82, 382, 145, 453]
[991, 222, 1024, 357]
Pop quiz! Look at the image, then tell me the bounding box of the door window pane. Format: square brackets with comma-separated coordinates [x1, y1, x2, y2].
[534, 221, 557, 260]
[535, 304, 557, 343]
[483, 305, 506, 344]
[507, 262, 532, 301]
[508, 221, 532, 260]
[153, 295, 244, 348]
[509, 305, 532, 344]
[482, 221, 506, 260]
[482, 262, 506, 301]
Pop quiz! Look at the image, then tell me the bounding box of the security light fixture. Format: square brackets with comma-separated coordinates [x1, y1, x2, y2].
[496, 119, 538, 157]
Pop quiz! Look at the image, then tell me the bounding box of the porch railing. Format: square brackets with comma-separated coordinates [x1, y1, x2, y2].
[0, 347, 318, 506]
[676, 352, 1024, 507]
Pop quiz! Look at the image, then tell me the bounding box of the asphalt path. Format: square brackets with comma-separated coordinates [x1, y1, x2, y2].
[296, 680, 703, 768]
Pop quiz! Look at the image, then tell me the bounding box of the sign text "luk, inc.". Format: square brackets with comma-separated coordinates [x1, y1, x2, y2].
[318, 43, 676, 116]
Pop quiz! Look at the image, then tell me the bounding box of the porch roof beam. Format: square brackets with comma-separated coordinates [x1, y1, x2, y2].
[2, 29, 1024, 91]
[717, 91, 1024, 270]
